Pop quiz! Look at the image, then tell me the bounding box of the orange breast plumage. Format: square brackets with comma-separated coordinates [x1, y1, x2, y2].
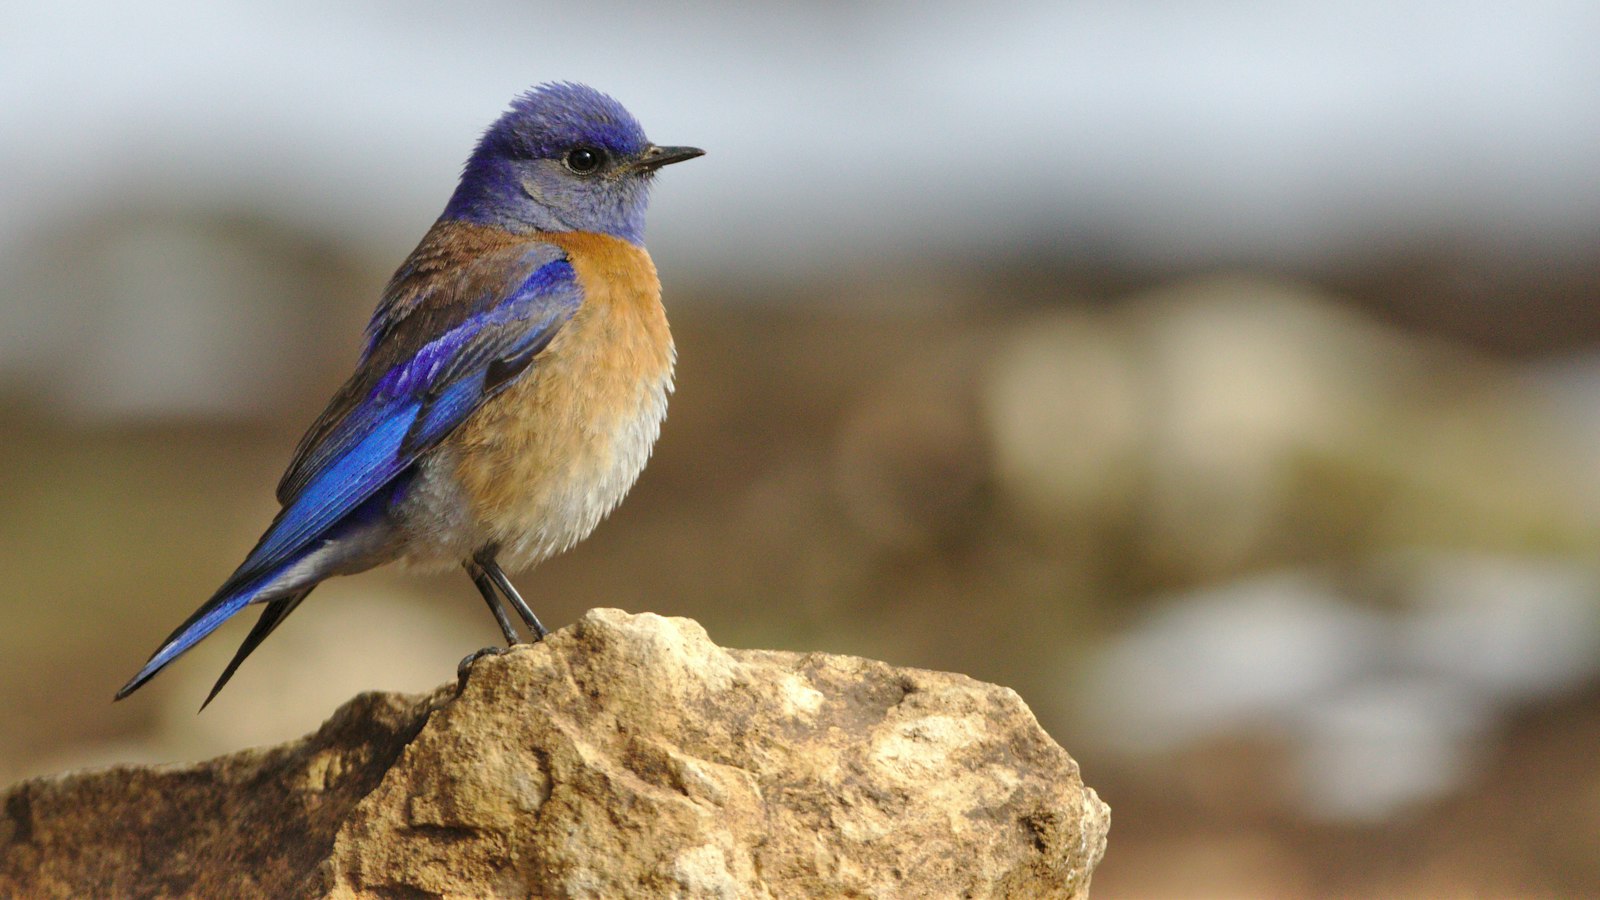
[402, 231, 674, 570]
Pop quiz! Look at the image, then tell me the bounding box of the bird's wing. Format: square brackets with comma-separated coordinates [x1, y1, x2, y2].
[116, 236, 584, 701]
[242, 238, 583, 588]
[279, 235, 565, 500]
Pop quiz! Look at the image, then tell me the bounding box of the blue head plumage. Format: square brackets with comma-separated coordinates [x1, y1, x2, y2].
[442, 83, 702, 244]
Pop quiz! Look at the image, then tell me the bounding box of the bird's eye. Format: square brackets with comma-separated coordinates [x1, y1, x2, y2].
[563, 147, 606, 174]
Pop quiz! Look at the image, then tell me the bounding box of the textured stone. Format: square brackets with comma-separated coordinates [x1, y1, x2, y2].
[1, 609, 1108, 898]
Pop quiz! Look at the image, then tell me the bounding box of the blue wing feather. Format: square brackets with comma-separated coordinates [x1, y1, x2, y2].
[277, 242, 574, 502]
[239, 256, 582, 585]
[117, 245, 584, 699]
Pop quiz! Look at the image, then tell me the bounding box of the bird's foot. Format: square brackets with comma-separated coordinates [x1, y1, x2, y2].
[456, 644, 511, 690]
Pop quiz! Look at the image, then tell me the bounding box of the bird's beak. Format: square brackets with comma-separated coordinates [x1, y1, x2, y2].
[633, 144, 705, 172]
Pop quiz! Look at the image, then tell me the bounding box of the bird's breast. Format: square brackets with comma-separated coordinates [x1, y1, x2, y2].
[444, 232, 674, 567]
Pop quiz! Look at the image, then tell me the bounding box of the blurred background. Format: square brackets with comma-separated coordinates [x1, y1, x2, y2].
[5, 1, 1600, 896]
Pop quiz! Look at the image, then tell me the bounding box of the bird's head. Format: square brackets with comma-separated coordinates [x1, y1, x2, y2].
[442, 82, 703, 243]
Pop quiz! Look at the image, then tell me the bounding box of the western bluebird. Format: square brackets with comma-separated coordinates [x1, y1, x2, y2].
[116, 83, 703, 706]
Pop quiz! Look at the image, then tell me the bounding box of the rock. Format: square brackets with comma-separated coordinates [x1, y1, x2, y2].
[984, 275, 1598, 577]
[0, 609, 1109, 899]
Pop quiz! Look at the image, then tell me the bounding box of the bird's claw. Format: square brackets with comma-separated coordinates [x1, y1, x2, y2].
[456, 644, 511, 690]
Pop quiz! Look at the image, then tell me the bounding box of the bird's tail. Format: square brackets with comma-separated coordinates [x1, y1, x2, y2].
[199, 591, 310, 710]
[114, 548, 322, 702]
[117, 476, 401, 704]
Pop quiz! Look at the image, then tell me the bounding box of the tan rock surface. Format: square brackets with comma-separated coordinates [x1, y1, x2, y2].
[1, 609, 1109, 898]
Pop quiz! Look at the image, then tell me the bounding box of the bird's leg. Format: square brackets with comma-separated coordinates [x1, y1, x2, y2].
[476, 552, 549, 641]
[465, 560, 521, 645]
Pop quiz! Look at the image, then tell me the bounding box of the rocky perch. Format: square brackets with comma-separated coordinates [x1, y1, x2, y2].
[1, 609, 1109, 898]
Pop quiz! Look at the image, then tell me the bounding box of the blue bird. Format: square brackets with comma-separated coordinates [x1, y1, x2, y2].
[116, 83, 702, 706]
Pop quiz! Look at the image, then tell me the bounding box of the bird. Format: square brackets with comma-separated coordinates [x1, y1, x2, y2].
[115, 82, 703, 707]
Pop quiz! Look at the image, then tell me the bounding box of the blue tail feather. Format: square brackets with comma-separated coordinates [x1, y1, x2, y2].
[114, 550, 311, 700]
[199, 591, 311, 710]
[116, 475, 407, 701]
